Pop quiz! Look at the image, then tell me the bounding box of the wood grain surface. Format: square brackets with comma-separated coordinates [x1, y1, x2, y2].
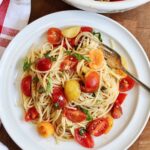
[0, 0, 149, 149]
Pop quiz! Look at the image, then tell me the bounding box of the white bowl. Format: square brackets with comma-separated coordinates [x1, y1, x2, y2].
[63, 0, 150, 13]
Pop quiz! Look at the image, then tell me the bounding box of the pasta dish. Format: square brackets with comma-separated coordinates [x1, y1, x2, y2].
[20, 26, 135, 148]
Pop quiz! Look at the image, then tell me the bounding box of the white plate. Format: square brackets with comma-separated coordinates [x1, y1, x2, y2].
[0, 10, 150, 150]
[63, 0, 150, 13]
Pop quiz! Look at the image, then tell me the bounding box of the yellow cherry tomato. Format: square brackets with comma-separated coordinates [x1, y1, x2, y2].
[105, 115, 114, 134]
[37, 122, 54, 138]
[64, 80, 81, 101]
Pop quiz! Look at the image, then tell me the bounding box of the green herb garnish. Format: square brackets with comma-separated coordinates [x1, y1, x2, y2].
[46, 77, 52, 93]
[73, 53, 91, 62]
[23, 58, 32, 71]
[54, 103, 59, 109]
[78, 106, 93, 121]
[38, 87, 45, 94]
[44, 52, 57, 62]
[50, 56, 57, 61]
[33, 76, 39, 83]
[79, 127, 86, 136]
[65, 50, 72, 55]
[93, 32, 103, 42]
[44, 52, 51, 58]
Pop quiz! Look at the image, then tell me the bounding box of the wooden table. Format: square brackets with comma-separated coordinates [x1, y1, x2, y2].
[0, 0, 149, 149]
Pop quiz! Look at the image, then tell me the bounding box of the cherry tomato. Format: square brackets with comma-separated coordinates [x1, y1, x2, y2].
[111, 104, 123, 119]
[47, 28, 62, 45]
[60, 56, 78, 71]
[36, 58, 52, 71]
[81, 26, 93, 33]
[25, 107, 39, 121]
[115, 93, 127, 105]
[64, 108, 86, 123]
[81, 71, 100, 93]
[69, 38, 76, 47]
[74, 128, 94, 148]
[87, 118, 109, 137]
[21, 75, 32, 97]
[119, 76, 135, 92]
[52, 87, 67, 109]
[63, 38, 76, 49]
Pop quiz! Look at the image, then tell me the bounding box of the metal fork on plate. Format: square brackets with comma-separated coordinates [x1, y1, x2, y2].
[101, 43, 150, 92]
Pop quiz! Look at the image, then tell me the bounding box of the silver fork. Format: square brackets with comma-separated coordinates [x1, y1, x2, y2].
[101, 43, 150, 92]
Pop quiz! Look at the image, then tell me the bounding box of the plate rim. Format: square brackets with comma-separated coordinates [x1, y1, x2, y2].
[0, 10, 149, 150]
[63, 0, 150, 11]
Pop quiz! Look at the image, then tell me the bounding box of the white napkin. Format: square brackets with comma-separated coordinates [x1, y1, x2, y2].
[0, 0, 31, 149]
[0, 0, 31, 57]
[0, 143, 9, 150]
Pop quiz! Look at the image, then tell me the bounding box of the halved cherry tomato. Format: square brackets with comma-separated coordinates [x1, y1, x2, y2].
[115, 93, 127, 105]
[81, 26, 93, 33]
[104, 115, 114, 134]
[36, 58, 52, 71]
[89, 49, 104, 69]
[87, 118, 109, 137]
[81, 71, 100, 93]
[111, 104, 123, 119]
[64, 107, 86, 123]
[60, 56, 78, 71]
[25, 107, 39, 121]
[74, 128, 94, 148]
[119, 76, 135, 92]
[47, 28, 62, 45]
[21, 75, 32, 97]
[52, 87, 67, 109]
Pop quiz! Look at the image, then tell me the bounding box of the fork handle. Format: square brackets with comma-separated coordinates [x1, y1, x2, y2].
[122, 68, 150, 92]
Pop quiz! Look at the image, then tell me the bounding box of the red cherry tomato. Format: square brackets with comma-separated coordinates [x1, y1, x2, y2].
[81, 71, 100, 93]
[63, 38, 76, 49]
[111, 104, 123, 119]
[87, 118, 109, 137]
[64, 108, 86, 123]
[52, 87, 67, 109]
[119, 76, 135, 92]
[69, 38, 76, 47]
[21, 75, 32, 97]
[60, 56, 78, 71]
[36, 58, 52, 71]
[81, 26, 93, 33]
[25, 107, 39, 121]
[115, 93, 127, 105]
[74, 128, 94, 148]
[47, 28, 62, 45]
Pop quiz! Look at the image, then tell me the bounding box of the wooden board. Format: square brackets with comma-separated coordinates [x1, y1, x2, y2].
[0, 0, 149, 149]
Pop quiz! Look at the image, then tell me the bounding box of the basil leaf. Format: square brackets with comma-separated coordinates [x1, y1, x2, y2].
[23, 58, 31, 71]
[78, 106, 93, 121]
[79, 127, 86, 136]
[73, 53, 91, 62]
[44, 52, 51, 58]
[38, 87, 45, 94]
[54, 103, 59, 109]
[50, 56, 57, 61]
[46, 77, 52, 93]
[93, 32, 103, 42]
[33, 76, 39, 83]
[65, 50, 72, 55]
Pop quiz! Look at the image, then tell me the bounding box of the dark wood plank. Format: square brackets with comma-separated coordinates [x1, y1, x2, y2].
[0, 0, 149, 149]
